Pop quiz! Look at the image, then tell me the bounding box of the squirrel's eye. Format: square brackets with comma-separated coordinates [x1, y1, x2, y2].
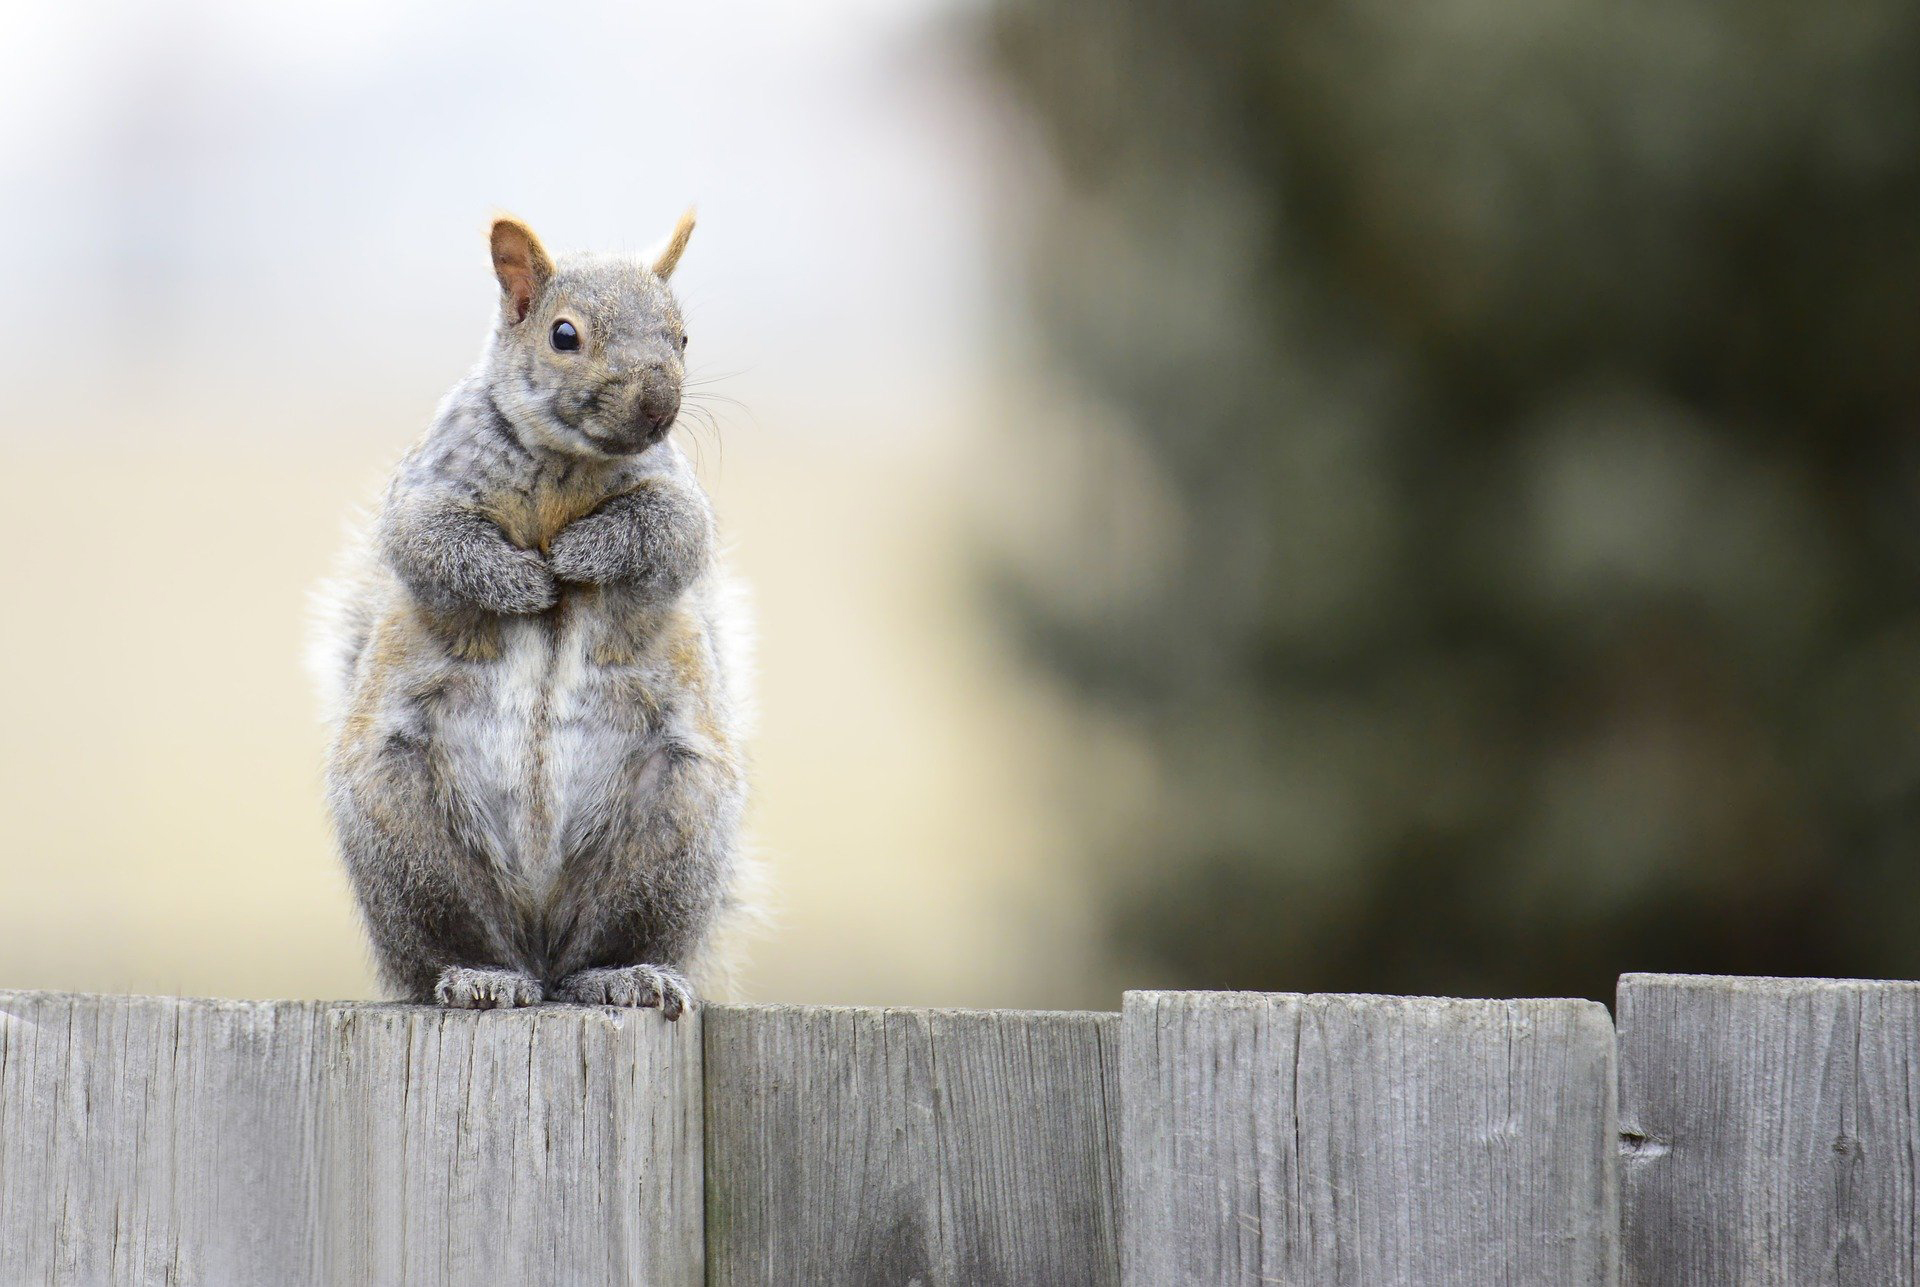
[550, 320, 580, 352]
[680, 333, 689, 349]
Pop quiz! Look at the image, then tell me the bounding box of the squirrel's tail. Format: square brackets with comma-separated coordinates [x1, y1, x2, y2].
[694, 555, 765, 1001]
[305, 505, 381, 730]
[690, 842, 773, 1004]
[709, 557, 758, 741]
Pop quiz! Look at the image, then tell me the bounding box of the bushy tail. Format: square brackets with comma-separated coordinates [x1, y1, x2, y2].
[304, 507, 381, 730]
[690, 843, 773, 1003]
[695, 555, 766, 1000]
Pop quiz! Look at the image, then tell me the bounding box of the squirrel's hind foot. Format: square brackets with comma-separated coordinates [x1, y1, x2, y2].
[433, 966, 544, 1009]
[555, 964, 693, 1020]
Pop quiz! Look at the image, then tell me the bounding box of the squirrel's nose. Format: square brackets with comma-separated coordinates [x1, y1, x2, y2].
[635, 382, 680, 437]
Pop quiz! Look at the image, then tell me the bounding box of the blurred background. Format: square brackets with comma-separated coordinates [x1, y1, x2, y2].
[1, 0, 1916, 1010]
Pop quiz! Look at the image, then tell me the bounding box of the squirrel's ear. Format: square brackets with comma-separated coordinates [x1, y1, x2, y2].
[490, 218, 554, 325]
[648, 207, 696, 280]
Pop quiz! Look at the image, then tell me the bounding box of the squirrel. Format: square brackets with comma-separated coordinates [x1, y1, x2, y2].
[308, 211, 753, 1017]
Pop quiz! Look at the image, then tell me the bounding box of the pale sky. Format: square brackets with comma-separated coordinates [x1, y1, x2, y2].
[0, 0, 1001, 446]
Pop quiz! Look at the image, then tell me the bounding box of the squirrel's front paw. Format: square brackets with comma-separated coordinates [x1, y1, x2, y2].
[548, 515, 629, 586]
[433, 966, 543, 1009]
[555, 964, 693, 1019]
[473, 549, 559, 615]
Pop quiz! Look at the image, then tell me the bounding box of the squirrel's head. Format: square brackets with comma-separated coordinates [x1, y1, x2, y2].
[482, 212, 695, 458]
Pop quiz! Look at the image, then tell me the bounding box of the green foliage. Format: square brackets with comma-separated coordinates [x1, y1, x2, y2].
[991, 0, 1920, 999]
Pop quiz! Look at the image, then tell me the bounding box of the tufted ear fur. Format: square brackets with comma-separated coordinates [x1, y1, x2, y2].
[648, 207, 697, 280]
[490, 218, 553, 324]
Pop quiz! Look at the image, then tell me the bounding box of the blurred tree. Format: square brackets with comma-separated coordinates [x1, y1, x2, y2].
[989, 0, 1920, 1000]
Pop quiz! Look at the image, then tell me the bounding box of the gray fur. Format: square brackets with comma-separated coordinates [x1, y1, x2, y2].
[311, 219, 753, 1017]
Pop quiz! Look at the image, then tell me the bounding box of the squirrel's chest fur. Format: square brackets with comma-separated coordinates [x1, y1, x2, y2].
[368, 587, 716, 901]
[443, 597, 625, 893]
[488, 469, 602, 555]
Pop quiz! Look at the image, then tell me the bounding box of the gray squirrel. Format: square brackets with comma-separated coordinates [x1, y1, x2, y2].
[309, 212, 753, 1016]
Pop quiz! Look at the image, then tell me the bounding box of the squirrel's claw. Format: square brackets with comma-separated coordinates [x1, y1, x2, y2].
[555, 964, 693, 1019]
[433, 966, 544, 1009]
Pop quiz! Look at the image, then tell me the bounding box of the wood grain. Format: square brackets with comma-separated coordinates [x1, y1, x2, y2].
[1618, 973, 1920, 1287]
[0, 992, 328, 1285]
[703, 1004, 1122, 1286]
[0, 991, 703, 1286]
[320, 1002, 704, 1286]
[1121, 990, 1619, 1286]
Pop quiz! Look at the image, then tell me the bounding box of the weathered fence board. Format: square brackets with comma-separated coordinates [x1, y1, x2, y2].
[702, 1004, 1122, 1286]
[320, 1003, 704, 1286]
[1618, 973, 1920, 1287]
[1121, 990, 1619, 1287]
[0, 991, 702, 1286]
[0, 992, 330, 1285]
[67, 980, 1920, 1283]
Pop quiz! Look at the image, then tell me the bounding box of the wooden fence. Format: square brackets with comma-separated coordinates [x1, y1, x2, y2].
[0, 975, 1908, 1284]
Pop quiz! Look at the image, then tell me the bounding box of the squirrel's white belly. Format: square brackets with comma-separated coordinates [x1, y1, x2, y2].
[441, 607, 624, 900]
